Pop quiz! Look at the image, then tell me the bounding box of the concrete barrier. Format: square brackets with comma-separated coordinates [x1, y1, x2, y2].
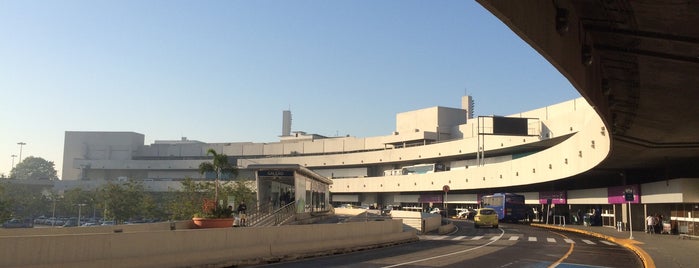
[0, 219, 416, 268]
[333, 207, 366, 216]
[0, 221, 191, 237]
[438, 223, 456, 235]
[390, 210, 442, 233]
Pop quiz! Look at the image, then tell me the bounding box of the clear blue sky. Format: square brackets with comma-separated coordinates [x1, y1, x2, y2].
[0, 1, 580, 179]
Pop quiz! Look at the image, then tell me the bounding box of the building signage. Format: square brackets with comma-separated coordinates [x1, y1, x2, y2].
[257, 170, 294, 178]
[608, 185, 639, 204]
[539, 191, 567, 204]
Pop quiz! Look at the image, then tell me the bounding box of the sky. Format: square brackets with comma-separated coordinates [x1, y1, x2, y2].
[0, 1, 580, 179]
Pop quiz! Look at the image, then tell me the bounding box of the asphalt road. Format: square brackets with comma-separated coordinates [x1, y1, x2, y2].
[251, 219, 643, 268]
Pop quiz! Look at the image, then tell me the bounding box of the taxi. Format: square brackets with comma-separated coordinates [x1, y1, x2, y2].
[473, 208, 499, 228]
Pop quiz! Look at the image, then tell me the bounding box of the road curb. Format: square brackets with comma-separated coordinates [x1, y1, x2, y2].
[531, 224, 655, 268]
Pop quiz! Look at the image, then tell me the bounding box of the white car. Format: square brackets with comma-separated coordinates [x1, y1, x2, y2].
[456, 208, 476, 219]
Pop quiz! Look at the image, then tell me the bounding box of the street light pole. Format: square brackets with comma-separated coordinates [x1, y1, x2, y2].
[77, 203, 86, 227]
[628, 201, 634, 240]
[17, 142, 26, 163]
[624, 189, 635, 240]
[51, 199, 57, 227]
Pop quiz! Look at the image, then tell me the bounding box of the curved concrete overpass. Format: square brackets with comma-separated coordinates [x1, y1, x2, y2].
[478, 0, 699, 184]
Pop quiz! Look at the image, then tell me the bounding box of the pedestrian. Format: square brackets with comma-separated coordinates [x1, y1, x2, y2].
[237, 202, 247, 226]
[577, 209, 583, 225]
[646, 214, 656, 234]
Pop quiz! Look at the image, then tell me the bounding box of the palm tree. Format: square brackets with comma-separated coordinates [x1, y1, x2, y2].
[198, 149, 238, 203]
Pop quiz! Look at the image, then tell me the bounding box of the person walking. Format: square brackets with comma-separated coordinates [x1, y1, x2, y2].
[237, 202, 247, 226]
[646, 214, 656, 234]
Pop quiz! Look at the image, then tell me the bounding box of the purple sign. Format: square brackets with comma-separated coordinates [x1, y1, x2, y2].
[608, 185, 639, 204]
[539, 191, 567, 204]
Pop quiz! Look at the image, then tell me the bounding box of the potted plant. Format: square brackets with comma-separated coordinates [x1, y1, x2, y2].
[192, 198, 234, 228]
[192, 149, 238, 228]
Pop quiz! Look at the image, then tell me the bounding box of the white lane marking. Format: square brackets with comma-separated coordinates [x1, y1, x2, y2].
[600, 240, 616, 245]
[582, 239, 595, 244]
[528, 237, 537, 242]
[564, 239, 575, 244]
[490, 236, 499, 240]
[381, 228, 506, 268]
[434, 236, 448, 240]
[471, 236, 484, 240]
[453, 236, 467, 240]
[547, 238, 556, 243]
[509, 236, 520, 241]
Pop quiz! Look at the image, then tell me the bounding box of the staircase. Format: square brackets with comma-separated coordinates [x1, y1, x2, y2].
[246, 201, 297, 227]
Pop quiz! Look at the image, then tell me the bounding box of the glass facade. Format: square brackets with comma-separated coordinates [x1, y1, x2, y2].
[255, 166, 331, 214]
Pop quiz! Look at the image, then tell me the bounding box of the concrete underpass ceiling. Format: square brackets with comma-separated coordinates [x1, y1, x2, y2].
[479, 0, 699, 175]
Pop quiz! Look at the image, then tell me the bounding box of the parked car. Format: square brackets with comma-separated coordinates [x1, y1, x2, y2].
[2, 218, 34, 228]
[62, 218, 79, 227]
[474, 208, 499, 228]
[456, 208, 476, 219]
[34, 216, 47, 225]
[429, 208, 446, 217]
[381, 205, 394, 216]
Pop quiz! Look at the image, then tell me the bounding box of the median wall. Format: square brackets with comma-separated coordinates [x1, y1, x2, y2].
[390, 210, 442, 233]
[0, 219, 416, 268]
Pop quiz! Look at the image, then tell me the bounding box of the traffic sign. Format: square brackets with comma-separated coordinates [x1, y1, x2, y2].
[624, 189, 634, 201]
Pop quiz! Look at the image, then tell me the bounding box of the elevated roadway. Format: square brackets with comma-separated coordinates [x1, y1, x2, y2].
[477, 0, 699, 188]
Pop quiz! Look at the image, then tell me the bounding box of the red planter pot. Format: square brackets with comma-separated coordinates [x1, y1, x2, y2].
[192, 217, 234, 228]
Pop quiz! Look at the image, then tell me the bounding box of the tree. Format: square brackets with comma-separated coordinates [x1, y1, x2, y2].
[198, 149, 238, 203]
[0, 183, 53, 219]
[11, 156, 58, 180]
[99, 180, 147, 223]
[225, 180, 256, 207]
[62, 188, 98, 220]
[0, 184, 13, 222]
[167, 178, 208, 220]
[167, 178, 256, 220]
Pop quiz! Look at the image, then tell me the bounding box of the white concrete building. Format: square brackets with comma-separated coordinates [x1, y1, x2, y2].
[60, 96, 699, 230]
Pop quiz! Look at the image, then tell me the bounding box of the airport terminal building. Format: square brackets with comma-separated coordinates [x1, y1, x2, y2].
[60, 95, 699, 235]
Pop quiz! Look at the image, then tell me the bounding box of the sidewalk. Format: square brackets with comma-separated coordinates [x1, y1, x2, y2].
[532, 223, 698, 268]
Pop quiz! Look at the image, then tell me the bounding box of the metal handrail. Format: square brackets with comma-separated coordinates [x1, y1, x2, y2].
[272, 201, 297, 226]
[247, 201, 297, 227]
[245, 202, 273, 223]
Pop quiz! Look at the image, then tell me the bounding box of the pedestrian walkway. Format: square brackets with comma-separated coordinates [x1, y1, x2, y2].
[419, 234, 618, 246]
[532, 223, 699, 268]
